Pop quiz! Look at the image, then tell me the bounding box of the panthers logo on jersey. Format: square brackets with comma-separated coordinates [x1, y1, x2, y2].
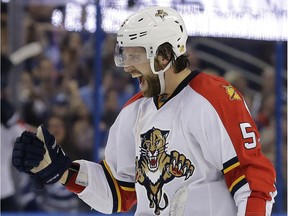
[135, 127, 194, 215]
[222, 84, 242, 101]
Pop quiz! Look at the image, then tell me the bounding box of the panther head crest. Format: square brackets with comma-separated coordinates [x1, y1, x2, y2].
[140, 127, 169, 172]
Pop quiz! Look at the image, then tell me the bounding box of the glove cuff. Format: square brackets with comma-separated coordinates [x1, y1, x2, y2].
[36, 155, 72, 184]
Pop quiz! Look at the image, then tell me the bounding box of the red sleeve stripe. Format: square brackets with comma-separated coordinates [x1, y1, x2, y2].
[222, 157, 247, 196]
[65, 170, 86, 194]
[100, 160, 137, 212]
[118, 186, 137, 212]
[64, 163, 86, 194]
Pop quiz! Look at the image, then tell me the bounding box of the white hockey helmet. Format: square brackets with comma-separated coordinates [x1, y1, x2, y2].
[114, 6, 188, 69]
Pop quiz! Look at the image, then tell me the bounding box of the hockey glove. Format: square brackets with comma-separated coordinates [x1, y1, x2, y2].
[12, 125, 71, 184]
[12, 130, 46, 173]
[30, 125, 72, 184]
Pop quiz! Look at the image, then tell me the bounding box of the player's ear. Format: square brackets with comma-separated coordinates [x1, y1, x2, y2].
[158, 55, 170, 64]
[155, 54, 170, 70]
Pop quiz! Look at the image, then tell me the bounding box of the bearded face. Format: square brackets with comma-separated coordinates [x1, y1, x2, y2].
[127, 62, 161, 98]
[142, 72, 161, 98]
[120, 47, 166, 98]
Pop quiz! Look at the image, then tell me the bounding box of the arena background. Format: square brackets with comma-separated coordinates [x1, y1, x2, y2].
[1, 0, 287, 215]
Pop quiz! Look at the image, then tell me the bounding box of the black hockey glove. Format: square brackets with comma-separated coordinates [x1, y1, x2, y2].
[12, 131, 46, 173]
[12, 125, 71, 184]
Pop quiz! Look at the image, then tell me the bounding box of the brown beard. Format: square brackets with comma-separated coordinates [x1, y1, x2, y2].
[143, 73, 161, 98]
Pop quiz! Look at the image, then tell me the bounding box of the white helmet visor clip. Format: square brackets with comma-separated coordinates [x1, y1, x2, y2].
[150, 56, 173, 95]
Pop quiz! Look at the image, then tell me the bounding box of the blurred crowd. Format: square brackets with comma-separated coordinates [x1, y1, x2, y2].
[1, 3, 287, 214]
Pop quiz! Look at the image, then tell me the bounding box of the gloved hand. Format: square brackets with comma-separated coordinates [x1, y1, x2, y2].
[12, 130, 45, 173]
[12, 125, 72, 184]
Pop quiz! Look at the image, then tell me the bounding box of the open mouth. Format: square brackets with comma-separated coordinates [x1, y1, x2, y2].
[128, 70, 144, 86]
[138, 76, 144, 85]
[149, 156, 157, 169]
[132, 74, 144, 85]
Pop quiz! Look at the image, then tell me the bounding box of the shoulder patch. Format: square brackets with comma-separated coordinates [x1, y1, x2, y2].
[222, 85, 241, 101]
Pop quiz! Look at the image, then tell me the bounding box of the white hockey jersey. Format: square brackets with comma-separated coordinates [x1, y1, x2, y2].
[70, 71, 277, 216]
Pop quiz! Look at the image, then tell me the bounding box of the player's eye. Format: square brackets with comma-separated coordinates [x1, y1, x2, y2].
[129, 55, 141, 61]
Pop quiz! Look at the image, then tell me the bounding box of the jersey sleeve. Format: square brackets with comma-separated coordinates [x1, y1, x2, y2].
[101, 92, 143, 212]
[64, 159, 136, 214]
[64, 93, 142, 214]
[188, 73, 277, 215]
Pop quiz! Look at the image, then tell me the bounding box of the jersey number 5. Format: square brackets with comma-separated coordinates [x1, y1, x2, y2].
[240, 123, 256, 149]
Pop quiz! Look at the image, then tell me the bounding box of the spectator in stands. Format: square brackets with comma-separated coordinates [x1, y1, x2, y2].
[1, 55, 40, 212]
[100, 88, 120, 129]
[102, 34, 118, 72]
[99, 88, 120, 157]
[251, 67, 275, 118]
[185, 39, 200, 71]
[46, 114, 78, 161]
[203, 68, 220, 76]
[114, 71, 135, 108]
[71, 102, 94, 161]
[1, 87, 23, 212]
[58, 32, 83, 78]
[254, 93, 275, 131]
[50, 93, 70, 120]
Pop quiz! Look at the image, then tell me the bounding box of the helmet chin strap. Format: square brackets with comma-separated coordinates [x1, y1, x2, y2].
[150, 58, 172, 95]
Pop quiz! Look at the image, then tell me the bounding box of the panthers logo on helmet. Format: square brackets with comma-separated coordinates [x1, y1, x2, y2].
[155, 10, 168, 19]
[179, 44, 185, 53]
[135, 127, 194, 215]
[222, 85, 242, 101]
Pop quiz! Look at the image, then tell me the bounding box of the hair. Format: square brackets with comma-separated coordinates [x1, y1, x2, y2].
[156, 42, 190, 73]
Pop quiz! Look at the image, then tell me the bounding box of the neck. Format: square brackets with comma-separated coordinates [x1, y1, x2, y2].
[162, 67, 191, 95]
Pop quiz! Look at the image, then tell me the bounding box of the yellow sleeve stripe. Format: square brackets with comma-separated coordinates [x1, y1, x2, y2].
[223, 161, 240, 174]
[120, 186, 136, 192]
[103, 160, 122, 212]
[229, 175, 245, 192]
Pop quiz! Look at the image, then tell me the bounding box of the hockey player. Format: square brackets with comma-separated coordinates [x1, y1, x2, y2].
[12, 6, 277, 215]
